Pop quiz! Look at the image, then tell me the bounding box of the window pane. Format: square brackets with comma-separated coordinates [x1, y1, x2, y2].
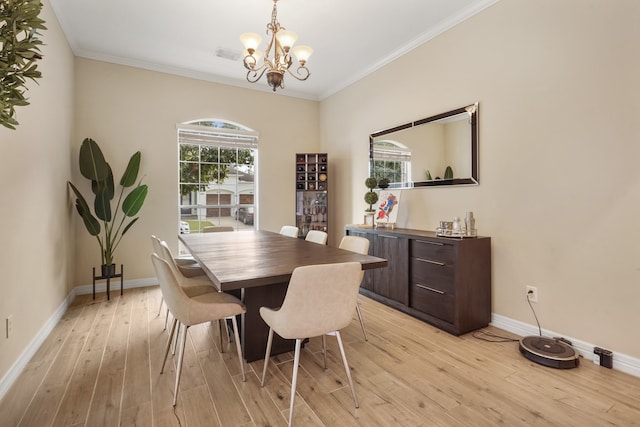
[200, 163, 217, 183]
[238, 148, 254, 165]
[180, 145, 199, 161]
[220, 148, 236, 164]
[180, 162, 199, 183]
[201, 146, 218, 163]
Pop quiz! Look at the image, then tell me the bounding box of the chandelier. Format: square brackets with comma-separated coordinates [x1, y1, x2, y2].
[240, 0, 312, 92]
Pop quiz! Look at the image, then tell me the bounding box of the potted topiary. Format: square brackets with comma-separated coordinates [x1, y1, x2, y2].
[378, 177, 390, 189]
[68, 138, 149, 278]
[364, 177, 378, 225]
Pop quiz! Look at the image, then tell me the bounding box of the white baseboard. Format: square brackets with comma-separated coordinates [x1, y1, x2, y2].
[0, 277, 159, 400]
[0, 290, 74, 400]
[491, 313, 640, 378]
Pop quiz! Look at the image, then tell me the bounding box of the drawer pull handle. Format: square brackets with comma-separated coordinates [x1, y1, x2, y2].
[379, 235, 398, 239]
[416, 283, 446, 295]
[416, 239, 444, 246]
[416, 257, 445, 266]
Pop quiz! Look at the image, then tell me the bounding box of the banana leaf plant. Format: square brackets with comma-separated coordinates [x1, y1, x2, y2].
[68, 138, 149, 267]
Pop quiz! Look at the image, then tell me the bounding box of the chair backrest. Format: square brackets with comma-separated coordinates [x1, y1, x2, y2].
[305, 230, 328, 245]
[272, 262, 363, 338]
[279, 226, 299, 238]
[203, 226, 234, 233]
[151, 235, 163, 254]
[151, 253, 192, 324]
[155, 239, 183, 277]
[339, 235, 370, 255]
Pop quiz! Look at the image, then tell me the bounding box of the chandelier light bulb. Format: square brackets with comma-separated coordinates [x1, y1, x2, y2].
[240, 32, 262, 53]
[292, 45, 312, 65]
[276, 30, 298, 51]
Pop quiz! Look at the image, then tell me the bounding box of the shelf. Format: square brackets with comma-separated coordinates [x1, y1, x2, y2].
[296, 153, 328, 238]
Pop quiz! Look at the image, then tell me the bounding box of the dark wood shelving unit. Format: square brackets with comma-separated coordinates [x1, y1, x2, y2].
[296, 153, 328, 239]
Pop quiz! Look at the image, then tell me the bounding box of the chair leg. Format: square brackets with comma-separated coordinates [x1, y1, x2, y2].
[335, 330, 359, 408]
[161, 317, 178, 374]
[260, 328, 274, 387]
[322, 334, 327, 369]
[173, 323, 189, 406]
[164, 308, 170, 331]
[288, 339, 303, 427]
[225, 319, 232, 342]
[157, 296, 164, 317]
[171, 319, 180, 355]
[216, 320, 232, 351]
[355, 303, 367, 341]
[230, 316, 245, 382]
[217, 320, 225, 353]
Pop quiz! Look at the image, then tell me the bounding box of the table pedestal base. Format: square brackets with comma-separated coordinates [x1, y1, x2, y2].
[241, 282, 293, 362]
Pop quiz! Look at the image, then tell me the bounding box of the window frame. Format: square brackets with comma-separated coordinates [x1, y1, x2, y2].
[177, 120, 258, 234]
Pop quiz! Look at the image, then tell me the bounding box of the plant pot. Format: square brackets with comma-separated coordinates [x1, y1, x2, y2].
[364, 211, 375, 226]
[101, 263, 116, 277]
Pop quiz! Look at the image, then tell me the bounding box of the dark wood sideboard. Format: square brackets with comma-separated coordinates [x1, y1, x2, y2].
[345, 226, 491, 335]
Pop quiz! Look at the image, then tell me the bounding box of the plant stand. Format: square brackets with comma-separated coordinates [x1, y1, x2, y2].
[92, 264, 124, 300]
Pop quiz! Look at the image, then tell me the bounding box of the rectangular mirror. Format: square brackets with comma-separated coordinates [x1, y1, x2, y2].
[369, 103, 478, 188]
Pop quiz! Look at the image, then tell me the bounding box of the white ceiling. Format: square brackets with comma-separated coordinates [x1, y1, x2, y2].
[50, 0, 497, 100]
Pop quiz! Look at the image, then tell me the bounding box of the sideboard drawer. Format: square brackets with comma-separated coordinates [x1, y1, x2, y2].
[410, 257, 454, 291]
[411, 239, 455, 264]
[410, 282, 454, 323]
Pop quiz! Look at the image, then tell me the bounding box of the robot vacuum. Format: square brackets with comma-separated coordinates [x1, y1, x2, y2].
[519, 336, 580, 369]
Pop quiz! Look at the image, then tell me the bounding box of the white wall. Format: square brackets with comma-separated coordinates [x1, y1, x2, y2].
[321, 0, 640, 358]
[72, 59, 320, 283]
[0, 0, 75, 382]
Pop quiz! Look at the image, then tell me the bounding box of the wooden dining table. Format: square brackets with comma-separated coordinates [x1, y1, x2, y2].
[179, 229, 388, 361]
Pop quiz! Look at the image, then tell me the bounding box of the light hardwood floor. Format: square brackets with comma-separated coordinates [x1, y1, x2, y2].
[1, 286, 639, 426]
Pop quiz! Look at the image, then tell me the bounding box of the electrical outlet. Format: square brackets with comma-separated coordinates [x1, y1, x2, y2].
[6, 315, 13, 339]
[526, 286, 538, 303]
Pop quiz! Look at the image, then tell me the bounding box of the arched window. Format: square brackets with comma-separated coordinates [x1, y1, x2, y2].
[372, 140, 411, 183]
[177, 119, 258, 233]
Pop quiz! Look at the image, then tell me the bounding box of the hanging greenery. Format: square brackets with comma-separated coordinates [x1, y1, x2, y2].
[0, 0, 47, 130]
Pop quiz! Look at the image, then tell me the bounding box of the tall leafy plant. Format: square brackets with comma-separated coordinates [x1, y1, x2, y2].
[68, 138, 149, 266]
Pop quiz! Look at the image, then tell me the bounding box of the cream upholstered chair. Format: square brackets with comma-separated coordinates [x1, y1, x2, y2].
[279, 225, 299, 238]
[154, 237, 224, 336]
[154, 237, 232, 344]
[155, 240, 213, 296]
[260, 262, 363, 427]
[339, 235, 370, 341]
[151, 235, 203, 278]
[202, 226, 234, 232]
[151, 254, 246, 406]
[152, 235, 206, 323]
[305, 230, 328, 245]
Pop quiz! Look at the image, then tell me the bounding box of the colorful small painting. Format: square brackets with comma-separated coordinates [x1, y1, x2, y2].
[375, 190, 402, 225]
